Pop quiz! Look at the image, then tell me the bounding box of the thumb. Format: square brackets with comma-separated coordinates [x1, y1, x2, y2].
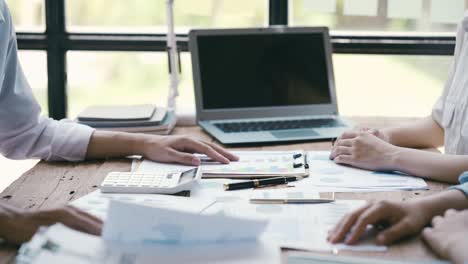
[376, 220, 413, 245]
[169, 150, 201, 166]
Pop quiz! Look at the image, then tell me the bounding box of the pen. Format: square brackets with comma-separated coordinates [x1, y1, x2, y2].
[249, 198, 335, 204]
[331, 137, 337, 147]
[224, 176, 305, 191]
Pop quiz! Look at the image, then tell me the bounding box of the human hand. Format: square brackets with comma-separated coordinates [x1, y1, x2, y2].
[330, 132, 399, 171]
[423, 209, 468, 264]
[142, 135, 239, 166]
[328, 200, 432, 245]
[333, 127, 390, 145]
[0, 205, 102, 245]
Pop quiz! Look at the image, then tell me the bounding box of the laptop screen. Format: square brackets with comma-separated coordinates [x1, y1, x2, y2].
[196, 32, 333, 110]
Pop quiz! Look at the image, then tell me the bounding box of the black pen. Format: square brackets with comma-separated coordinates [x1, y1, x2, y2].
[331, 137, 337, 147]
[224, 176, 305, 191]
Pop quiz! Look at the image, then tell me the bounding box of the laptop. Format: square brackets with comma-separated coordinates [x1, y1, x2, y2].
[189, 27, 352, 145]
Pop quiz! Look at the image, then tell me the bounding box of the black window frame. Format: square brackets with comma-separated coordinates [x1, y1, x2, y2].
[16, 0, 456, 120]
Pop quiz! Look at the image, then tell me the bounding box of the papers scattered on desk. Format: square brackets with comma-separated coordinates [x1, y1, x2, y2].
[103, 200, 268, 245]
[136, 150, 427, 192]
[206, 199, 387, 253]
[71, 190, 215, 219]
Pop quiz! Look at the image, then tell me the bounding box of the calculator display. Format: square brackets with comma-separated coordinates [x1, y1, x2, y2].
[179, 168, 198, 184]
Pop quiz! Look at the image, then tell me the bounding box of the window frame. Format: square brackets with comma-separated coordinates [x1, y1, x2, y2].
[15, 0, 456, 119]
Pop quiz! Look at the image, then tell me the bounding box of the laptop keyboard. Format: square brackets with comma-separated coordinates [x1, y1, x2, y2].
[214, 118, 345, 133]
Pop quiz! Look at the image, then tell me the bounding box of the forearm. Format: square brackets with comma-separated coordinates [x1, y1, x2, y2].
[417, 190, 468, 218]
[86, 130, 149, 159]
[390, 148, 468, 183]
[382, 116, 444, 149]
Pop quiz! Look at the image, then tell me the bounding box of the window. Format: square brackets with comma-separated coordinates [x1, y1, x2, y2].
[333, 54, 450, 117]
[291, 0, 462, 33]
[66, 0, 267, 33]
[9, 0, 458, 120]
[6, 0, 45, 32]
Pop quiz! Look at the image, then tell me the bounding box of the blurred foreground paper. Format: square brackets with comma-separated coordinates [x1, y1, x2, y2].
[102, 200, 268, 245]
[430, 0, 464, 24]
[343, 0, 378, 17]
[303, 0, 336, 13]
[388, 0, 422, 19]
[18, 224, 280, 264]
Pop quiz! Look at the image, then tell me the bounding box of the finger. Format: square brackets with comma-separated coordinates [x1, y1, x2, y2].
[444, 209, 457, 217]
[421, 227, 435, 244]
[168, 150, 201, 166]
[57, 208, 102, 236]
[339, 131, 360, 140]
[204, 141, 239, 161]
[345, 203, 394, 245]
[431, 216, 443, 227]
[328, 204, 372, 243]
[333, 155, 354, 166]
[330, 146, 352, 160]
[334, 139, 353, 148]
[183, 140, 230, 164]
[376, 219, 415, 245]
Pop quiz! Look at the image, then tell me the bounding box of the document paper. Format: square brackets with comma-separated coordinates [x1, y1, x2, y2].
[296, 151, 427, 190]
[102, 200, 268, 245]
[206, 199, 387, 252]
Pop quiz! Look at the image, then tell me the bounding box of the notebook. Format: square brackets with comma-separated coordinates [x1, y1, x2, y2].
[79, 108, 167, 127]
[94, 111, 177, 135]
[77, 104, 157, 121]
[201, 151, 309, 179]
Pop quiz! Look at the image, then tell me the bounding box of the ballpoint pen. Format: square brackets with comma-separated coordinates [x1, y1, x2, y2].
[224, 176, 305, 191]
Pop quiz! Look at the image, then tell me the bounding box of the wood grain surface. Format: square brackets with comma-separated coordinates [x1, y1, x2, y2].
[0, 117, 449, 263]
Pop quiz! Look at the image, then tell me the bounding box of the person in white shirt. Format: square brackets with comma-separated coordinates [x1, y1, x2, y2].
[330, 12, 468, 184]
[0, 0, 237, 245]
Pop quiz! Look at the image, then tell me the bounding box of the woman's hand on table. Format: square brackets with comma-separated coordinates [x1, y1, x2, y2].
[0, 204, 102, 245]
[329, 131, 399, 171]
[327, 200, 432, 246]
[141, 135, 239, 166]
[423, 209, 468, 264]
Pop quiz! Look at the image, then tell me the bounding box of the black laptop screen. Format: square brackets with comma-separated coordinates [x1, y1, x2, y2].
[196, 32, 333, 110]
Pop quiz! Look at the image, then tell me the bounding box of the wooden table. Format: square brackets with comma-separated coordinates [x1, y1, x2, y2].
[0, 117, 449, 263]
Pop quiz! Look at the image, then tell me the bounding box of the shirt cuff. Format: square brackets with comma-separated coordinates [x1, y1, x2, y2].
[48, 120, 95, 162]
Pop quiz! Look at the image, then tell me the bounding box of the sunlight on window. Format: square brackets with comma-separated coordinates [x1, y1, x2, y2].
[66, 0, 267, 33]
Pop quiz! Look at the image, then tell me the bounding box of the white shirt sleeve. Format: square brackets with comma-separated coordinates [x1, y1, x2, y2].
[0, 1, 94, 162]
[432, 21, 465, 125]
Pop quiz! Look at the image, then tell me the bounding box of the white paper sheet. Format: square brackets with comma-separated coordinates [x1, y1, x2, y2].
[430, 0, 464, 24]
[190, 178, 254, 202]
[102, 200, 268, 245]
[343, 0, 378, 16]
[205, 200, 387, 252]
[297, 151, 427, 190]
[388, 0, 422, 19]
[250, 188, 320, 200]
[303, 0, 336, 13]
[71, 190, 215, 220]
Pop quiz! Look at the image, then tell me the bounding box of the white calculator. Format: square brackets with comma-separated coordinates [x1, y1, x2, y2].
[100, 168, 201, 194]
